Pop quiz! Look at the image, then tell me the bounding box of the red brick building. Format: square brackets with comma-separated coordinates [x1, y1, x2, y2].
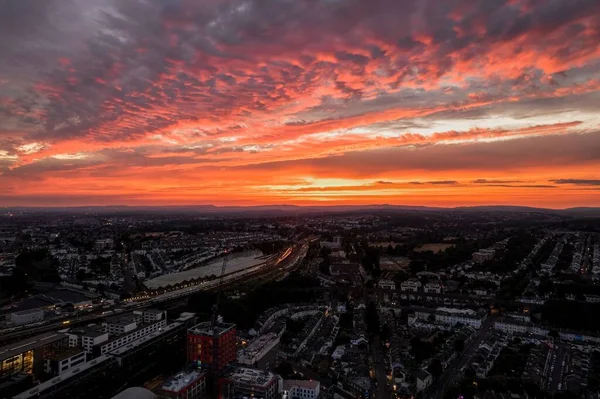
[187, 322, 236, 373]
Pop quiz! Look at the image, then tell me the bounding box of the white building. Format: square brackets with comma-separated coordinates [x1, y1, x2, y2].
[378, 279, 396, 290]
[400, 279, 421, 292]
[283, 379, 320, 399]
[423, 282, 442, 294]
[493, 319, 549, 336]
[43, 349, 86, 376]
[435, 307, 484, 329]
[238, 333, 280, 367]
[9, 309, 44, 326]
[473, 249, 495, 264]
[98, 319, 166, 356]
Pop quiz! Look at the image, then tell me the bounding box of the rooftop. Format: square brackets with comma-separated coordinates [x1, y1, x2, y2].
[161, 370, 207, 393]
[76, 325, 107, 338]
[14, 355, 114, 399]
[45, 347, 85, 361]
[109, 319, 186, 356]
[143, 308, 165, 315]
[0, 332, 67, 361]
[225, 367, 276, 388]
[188, 321, 235, 337]
[111, 387, 157, 399]
[107, 313, 140, 326]
[283, 379, 320, 391]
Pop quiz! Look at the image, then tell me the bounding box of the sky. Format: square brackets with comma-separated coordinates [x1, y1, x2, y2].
[0, 0, 599, 208]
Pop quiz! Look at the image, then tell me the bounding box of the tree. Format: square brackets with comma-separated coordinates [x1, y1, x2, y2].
[76, 268, 88, 282]
[274, 362, 295, 379]
[428, 358, 443, 379]
[454, 339, 465, 353]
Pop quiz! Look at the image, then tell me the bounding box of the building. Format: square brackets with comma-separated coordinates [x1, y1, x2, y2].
[187, 322, 236, 373]
[378, 279, 395, 290]
[0, 372, 34, 399]
[400, 279, 421, 292]
[0, 332, 69, 379]
[219, 367, 279, 399]
[111, 387, 157, 399]
[106, 313, 142, 335]
[9, 309, 44, 326]
[423, 282, 442, 294]
[137, 309, 166, 324]
[282, 379, 320, 399]
[494, 319, 549, 337]
[329, 263, 360, 279]
[160, 369, 208, 399]
[237, 333, 280, 368]
[43, 348, 86, 376]
[11, 313, 197, 399]
[415, 370, 432, 391]
[67, 312, 167, 357]
[435, 308, 484, 329]
[108, 312, 196, 368]
[95, 238, 115, 251]
[13, 355, 118, 399]
[67, 326, 109, 355]
[472, 249, 495, 264]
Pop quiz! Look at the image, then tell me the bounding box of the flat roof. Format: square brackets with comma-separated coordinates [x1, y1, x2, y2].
[161, 370, 206, 393]
[107, 313, 140, 326]
[0, 332, 67, 361]
[143, 308, 165, 314]
[283, 379, 320, 390]
[11, 308, 44, 316]
[188, 321, 235, 337]
[225, 367, 276, 388]
[45, 347, 85, 361]
[14, 355, 114, 399]
[74, 325, 107, 338]
[145, 252, 265, 289]
[108, 320, 185, 356]
[101, 319, 163, 347]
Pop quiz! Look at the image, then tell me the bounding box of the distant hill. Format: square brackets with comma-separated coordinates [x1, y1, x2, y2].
[3, 204, 600, 217]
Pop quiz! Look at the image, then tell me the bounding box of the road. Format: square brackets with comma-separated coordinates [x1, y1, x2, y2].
[426, 316, 496, 399]
[546, 344, 567, 392]
[372, 335, 390, 399]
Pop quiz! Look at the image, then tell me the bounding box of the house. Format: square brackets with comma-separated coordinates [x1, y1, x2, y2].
[400, 279, 421, 292]
[415, 370, 432, 391]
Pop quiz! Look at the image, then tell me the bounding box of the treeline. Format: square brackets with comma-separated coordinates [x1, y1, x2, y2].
[541, 300, 600, 332]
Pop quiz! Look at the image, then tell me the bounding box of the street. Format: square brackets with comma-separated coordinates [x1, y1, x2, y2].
[425, 316, 496, 399]
[372, 335, 391, 399]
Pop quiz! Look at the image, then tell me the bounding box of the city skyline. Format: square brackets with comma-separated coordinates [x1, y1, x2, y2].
[1, 0, 600, 208]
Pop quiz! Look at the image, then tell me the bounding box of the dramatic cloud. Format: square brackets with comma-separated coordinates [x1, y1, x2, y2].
[0, 0, 599, 207]
[550, 179, 600, 186]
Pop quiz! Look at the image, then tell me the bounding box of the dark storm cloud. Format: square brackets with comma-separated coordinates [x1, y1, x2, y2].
[237, 130, 600, 176]
[550, 179, 600, 186]
[473, 179, 525, 184]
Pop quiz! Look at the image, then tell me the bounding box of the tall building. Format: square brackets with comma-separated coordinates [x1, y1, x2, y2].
[187, 322, 236, 373]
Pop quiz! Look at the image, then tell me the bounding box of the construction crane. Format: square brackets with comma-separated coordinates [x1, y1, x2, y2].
[209, 249, 229, 384]
[211, 250, 229, 329]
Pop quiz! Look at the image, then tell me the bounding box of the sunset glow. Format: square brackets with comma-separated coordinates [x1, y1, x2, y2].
[1, 0, 599, 208]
